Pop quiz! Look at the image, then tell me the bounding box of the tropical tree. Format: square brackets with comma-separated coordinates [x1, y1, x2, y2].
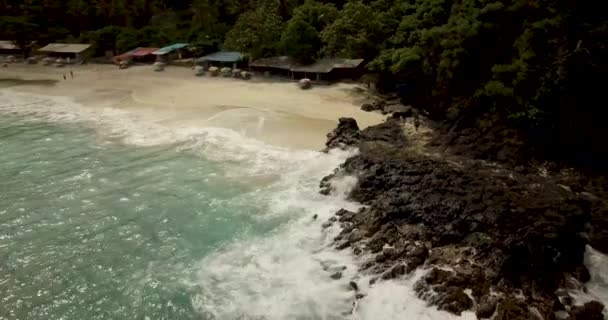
[223, 7, 283, 58]
[280, 16, 319, 61]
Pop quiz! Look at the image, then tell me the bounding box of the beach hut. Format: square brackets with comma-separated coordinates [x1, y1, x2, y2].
[152, 43, 190, 63]
[38, 43, 92, 63]
[249, 56, 297, 77]
[290, 58, 364, 81]
[197, 51, 244, 70]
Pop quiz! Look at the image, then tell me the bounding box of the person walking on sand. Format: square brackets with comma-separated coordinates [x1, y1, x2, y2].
[70, 71, 74, 78]
[63, 74, 66, 80]
[413, 112, 421, 132]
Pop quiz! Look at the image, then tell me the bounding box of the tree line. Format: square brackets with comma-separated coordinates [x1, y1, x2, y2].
[1, 0, 607, 167]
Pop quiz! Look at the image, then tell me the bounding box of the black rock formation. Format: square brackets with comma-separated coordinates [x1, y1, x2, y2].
[320, 117, 607, 319]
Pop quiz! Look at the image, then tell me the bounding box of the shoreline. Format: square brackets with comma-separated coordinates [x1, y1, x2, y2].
[0, 64, 383, 151]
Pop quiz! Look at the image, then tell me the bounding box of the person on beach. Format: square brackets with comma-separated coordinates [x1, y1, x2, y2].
[63, 74, 66, 80]
[414, 113, 420, 132]
[70, 71, 74, 78]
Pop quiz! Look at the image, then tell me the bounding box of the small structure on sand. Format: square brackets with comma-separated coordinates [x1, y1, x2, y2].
[241, 71, 252, 80]
[38, 43, 92, 63]
[220, 67, 232, 77]
[153, 61, 166, 71]
[4, 55, 16, 63]
[54, 58, 65, 67]
[208, 66, 219, 77]
[299, 78, 312, 89]
[119, 60, 130, 69]
[42, 57, 53, 65]
[194, 65, 204, 76]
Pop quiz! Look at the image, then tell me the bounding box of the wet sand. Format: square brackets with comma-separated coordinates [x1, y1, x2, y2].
[1, 64, 383, 150]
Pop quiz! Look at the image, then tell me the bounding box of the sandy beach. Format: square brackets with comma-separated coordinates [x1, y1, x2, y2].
[0, 64, 383, 150]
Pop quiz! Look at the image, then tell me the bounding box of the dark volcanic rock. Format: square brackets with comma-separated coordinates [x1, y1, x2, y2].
[320, 117, 607, 318]
[476, 294, 498, 319]
[330, 271, 343, 280]
[571, 301, 605, 320]
[361, 103, 375, 112]
[361, 101, 385, 112]
[360, 119, 407, 147]
[323, 117, 361, 151]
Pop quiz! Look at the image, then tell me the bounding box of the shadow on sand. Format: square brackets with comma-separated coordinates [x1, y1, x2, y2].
[0, 78, 58, 88]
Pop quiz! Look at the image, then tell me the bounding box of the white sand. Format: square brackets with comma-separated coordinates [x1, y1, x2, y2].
[1, 64, 384, 150]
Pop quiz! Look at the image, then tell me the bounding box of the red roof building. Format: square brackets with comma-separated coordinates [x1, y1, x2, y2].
[114, 47, 159, 63]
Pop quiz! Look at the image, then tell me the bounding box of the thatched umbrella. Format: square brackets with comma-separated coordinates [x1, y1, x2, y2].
[209, 66, 220, 77]
[241, 71, 252, 80]
[299, 78, 312, 89]
[220, 67, 232, 77]
[55, 58, 65, 67]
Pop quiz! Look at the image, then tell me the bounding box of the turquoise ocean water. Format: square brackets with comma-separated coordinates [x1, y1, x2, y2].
[0, 90, 370, 320]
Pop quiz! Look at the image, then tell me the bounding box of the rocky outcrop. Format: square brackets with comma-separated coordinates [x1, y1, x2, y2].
[360, 99, 415, 116]
[323, 117, 361, 151]
[323, 117, 407, 152]
[320, 118, 607, 319]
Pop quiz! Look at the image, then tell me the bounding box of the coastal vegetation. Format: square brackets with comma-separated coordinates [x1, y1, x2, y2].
[1, 0, 607, 167]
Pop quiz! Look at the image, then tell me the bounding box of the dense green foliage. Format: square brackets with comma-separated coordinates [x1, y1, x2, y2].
[1, 0, 607, 165]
